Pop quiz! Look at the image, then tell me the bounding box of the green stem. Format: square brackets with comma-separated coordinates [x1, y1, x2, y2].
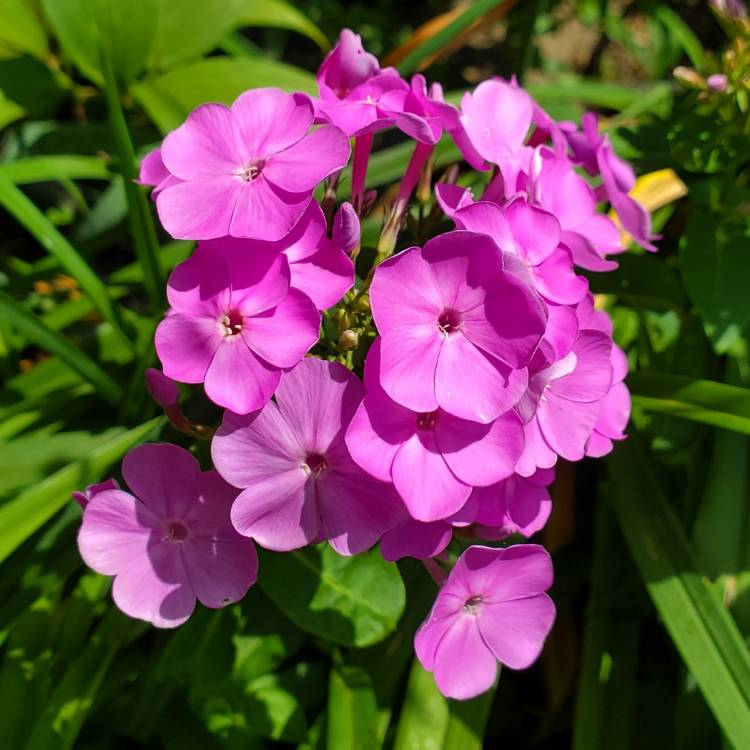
[442, 683, 498, 750]
[100, 46, 164, 311]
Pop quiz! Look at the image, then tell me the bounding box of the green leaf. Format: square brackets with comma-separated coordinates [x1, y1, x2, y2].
[527, 78, 667, 113]
[131, 57, 316, 133]
[148, 0, 246, 71]
[395, 0, 507, 76]
[41, 0, 157, 84]
[0, 291, 123, 405]
[653, 5, 706, 72]
[23, 610, 133, 750]
[100, 47, 164, 309]
[0, 175, 135, 352]
[0, 89, 25, 129]
[0, 0, 48, 58]
[0, 417, 162, 564]
[326, 665, 379, 750]
[608, 438, 750, 749]
[0, 156, 110, 184]
[259, 545, 405, 648]
[572, 504, 641, 750]
[239, 0, 329, 51]
[441, 688, 496, 750]
[628, 371, 750, 435]
[679, 214, 750, 354]
[393, 659, 449, 750]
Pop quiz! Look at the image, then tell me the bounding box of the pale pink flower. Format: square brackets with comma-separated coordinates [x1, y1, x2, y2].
[77, 443, 258, 628]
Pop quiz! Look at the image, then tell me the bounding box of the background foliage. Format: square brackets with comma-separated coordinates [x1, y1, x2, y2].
[1, 0, 749, 747]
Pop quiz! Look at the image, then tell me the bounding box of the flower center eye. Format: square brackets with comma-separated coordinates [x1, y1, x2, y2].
[416, 411, 439, 430]
[304, 453, 327, 478]
[233, 160, 264, 182]
[463, 595, 483, 615]
[220, 310, 243, 337]
[165, 520, 189, 543]
[437, 309, 461, 335]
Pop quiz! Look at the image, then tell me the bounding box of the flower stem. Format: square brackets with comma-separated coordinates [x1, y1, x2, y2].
[351, 133, 374, 215]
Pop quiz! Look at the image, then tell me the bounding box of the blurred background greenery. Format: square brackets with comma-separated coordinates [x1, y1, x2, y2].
[2, 0, 750, 748]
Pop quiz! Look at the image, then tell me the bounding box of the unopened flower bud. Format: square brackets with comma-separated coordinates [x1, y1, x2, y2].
[673, 66, 705, 88]
[354, 293, 370, 312]
[338, 329, 359, 350]
[146, 367, 179, 408]
[707, 73, 729, 91]
[332, 202, 361, 256]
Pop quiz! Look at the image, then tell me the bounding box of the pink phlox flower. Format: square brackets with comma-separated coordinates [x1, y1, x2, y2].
[211, 358, 403, 556]
[137, 147, 179, 197]
[415, 543, 556, 699]
[470, 468, 554, 540]
[72, 478, 120, 509]
[369, 229, 547, 423]
[155, 242, 320, 414]
[563, 113, 657, 251]
[154, 87, 350, 241]
[586, 342, 631, 457]
[202, 201, 354, 311]
[525, 147, 623, 271]
[458, 78, 534, 171]
[434, 182, 475, 218]
[515, 329, 614, 475]
[453, 198, 589, 305]
[346, 339, 525, 522]
[77, 443, 258, 628]
[316, 29, 383, 101]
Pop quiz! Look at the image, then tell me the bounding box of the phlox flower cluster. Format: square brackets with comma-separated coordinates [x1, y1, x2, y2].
[75, 28, 647, 700]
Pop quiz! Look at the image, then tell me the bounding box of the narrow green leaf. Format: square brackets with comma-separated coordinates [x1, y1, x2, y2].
[0, 291, 122, 405]
[441, 687, 496, 750]
[0, 175, 135, 352]
[609, 438, 750, 748]
[100, 46, 164, 310]
[239, 0, 329, 50]
[131, 57, 316, 133]
[326, 665, 379, 750]
[572, 504, 641, 750]
[629, 371, 750, 435]
[0, 417, 162, 563]
[396, 0, 508, 76]
[653, 5, 706, 71]
[41, 0, 157, 84]
[527, 78, 666, 113]
[23, 610, 133, 750]
[0, 156, 110, 185]
[259, 545, 406, 648]
[393, 659, 449, 750]
[0, 0, 48, 58]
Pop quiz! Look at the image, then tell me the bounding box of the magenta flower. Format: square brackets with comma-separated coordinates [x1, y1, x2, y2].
[459, 78, 534, 170]
[332, 201, 361, 256]
[77, 443, 258, 628]
[154, 88, 350, 241]
[137, 147, 178, 197]
[346, 339, 524, 521]
[380, 517, 453, 562]
[202, 201, 354, 311]
[453, 198, 588, 305]
[515, 330, 614, 475]
[72, 478, 119, 510]
[211, 358, 403, 556]
[155, 243, 320, 415]
[470, 469, 554, 539]
[370, 230, 546, 423]
[415, 544, 555, 699]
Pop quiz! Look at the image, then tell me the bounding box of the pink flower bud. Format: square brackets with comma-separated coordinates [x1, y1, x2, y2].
[145, 367, 179, 408]
[72, 478, 119, 509]
[707, 73, 729, 91]
[332, 202, 360, 254]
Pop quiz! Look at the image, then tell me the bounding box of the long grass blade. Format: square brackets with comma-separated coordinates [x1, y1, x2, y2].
[608, 438, 750, 747]
[629, 370, 750, 435]
[0, 175, 135, 352]
[0, 290, 123, 405]
[0, 156, 110, 184]
[100, 46, 164, 310]
[0, 417, 162, 564]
